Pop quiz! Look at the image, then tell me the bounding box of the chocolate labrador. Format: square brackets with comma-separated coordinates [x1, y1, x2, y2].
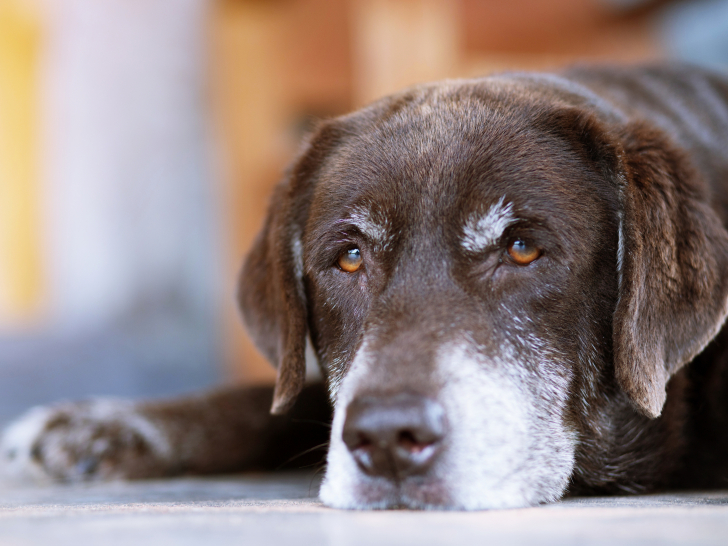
[4, 63, 728, 510]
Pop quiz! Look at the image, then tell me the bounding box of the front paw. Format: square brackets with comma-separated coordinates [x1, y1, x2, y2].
[0, 399, 172, 483]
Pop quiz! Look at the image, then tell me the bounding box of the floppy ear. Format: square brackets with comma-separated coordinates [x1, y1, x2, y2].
[238, 183, 307, 415]
[237, 122, 342, 414]
[613, 121, 728, 418]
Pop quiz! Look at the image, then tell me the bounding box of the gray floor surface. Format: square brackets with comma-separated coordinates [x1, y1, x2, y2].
[2, 473, 728, 546]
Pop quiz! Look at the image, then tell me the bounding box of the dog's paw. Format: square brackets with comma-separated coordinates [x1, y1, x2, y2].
[0, 399, 172, 483]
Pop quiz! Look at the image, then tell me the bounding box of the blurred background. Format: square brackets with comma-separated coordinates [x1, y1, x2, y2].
[0, 0, 726, 424]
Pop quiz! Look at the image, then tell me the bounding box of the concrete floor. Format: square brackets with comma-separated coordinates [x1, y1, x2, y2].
[2, 473, 728, 546]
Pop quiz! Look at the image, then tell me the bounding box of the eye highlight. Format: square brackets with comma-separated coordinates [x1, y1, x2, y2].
[507, 239, 541, 265]
[337, 248, 363, 272]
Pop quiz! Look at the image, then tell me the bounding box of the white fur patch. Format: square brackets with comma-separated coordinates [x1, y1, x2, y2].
[291, 231, 304, 281]
[0, 406, 56, 483]
[319, 339, 377, 508]
[348, 208, 393, 251]
[432, 342, 575, 509]
[462, 197, 515, 252]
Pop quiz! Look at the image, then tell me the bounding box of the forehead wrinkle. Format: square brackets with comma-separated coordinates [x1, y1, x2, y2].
[347, 206, 392, 248]
[462, 197, 515, 252]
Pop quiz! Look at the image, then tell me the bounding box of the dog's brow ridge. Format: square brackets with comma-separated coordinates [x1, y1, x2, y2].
[347, 208, 392, 248]
[462, 198, 515, 252]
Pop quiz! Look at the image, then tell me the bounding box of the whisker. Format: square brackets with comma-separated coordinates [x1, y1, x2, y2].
[290, 418, 332, 429]
[309, 463, 327, 497]
[275, 442, 330, 471]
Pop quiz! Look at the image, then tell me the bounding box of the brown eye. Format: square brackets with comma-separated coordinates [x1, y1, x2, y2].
[338, 248, 363, 272]
[507, 239, 541, 265]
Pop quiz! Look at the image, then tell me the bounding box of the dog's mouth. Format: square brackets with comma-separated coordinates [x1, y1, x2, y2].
[349, 474, 455, 510]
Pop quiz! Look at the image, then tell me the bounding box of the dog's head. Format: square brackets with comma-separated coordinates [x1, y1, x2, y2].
[239, 75, 728, 509]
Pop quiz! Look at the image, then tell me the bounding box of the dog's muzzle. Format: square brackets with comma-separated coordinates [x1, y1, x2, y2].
[342, 392, 446, 480]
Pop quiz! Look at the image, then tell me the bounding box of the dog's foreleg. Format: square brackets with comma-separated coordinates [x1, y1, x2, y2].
[0, 383, 331, 483]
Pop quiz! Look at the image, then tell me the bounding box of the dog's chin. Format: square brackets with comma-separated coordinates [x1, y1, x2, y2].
[320, 475, 454, 510]
[319, 471, 551, 511]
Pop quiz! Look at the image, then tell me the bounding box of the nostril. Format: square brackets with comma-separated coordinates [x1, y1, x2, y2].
[353, 433, 373, 451]
[397, 430, 433, 454]
[343, 428, 373, 452]
[347, 434, 376, 473]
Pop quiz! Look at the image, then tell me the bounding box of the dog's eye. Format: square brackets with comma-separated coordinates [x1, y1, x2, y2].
[337, 248, 363, 272]
[507, 239, 541, 265]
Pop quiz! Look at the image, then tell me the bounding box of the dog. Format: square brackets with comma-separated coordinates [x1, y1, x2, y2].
[3, 63, 728, 510]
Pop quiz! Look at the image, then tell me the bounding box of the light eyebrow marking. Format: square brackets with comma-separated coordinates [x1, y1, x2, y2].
[462, 197, 515, 252]
[347, 207, 393, 250]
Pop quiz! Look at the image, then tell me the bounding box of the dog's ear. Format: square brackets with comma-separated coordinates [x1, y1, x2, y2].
[538, 105, 728, 418]
[238, 121, 343, 414]
[613, 121, 728, 418]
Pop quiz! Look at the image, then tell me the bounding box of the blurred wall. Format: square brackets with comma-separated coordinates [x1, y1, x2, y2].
[0, 0, 221, 423]
[42, 0, 217, 332]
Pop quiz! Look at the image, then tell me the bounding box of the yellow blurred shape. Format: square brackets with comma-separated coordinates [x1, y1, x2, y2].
[0, 0, 43, 326]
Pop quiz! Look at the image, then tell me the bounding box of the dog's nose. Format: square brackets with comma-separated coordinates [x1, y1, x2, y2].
[342, 393, 446, 479]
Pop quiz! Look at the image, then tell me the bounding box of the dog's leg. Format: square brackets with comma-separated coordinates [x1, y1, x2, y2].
[0, 383, 331, 483]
